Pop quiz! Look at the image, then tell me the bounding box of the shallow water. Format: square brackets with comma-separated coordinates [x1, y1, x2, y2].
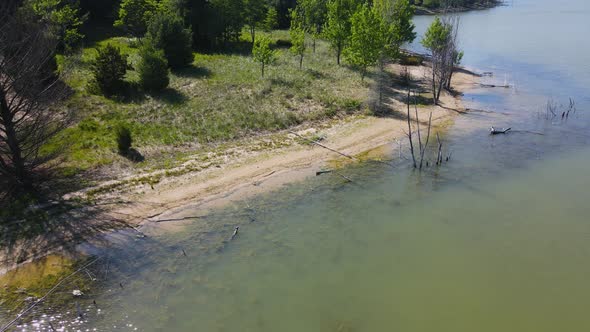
[3, 0, 590, 330]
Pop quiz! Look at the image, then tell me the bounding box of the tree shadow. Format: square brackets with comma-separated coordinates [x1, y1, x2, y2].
[306, 68, 327, 79]
[0, 199, 129, 268]
[172, 66, 212, 79]
[151, 88, 189, 106]
[200, 40, 253, 56]
[122, 148, 145, 162]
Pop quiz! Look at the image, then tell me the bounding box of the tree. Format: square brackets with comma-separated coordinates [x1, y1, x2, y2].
[290, 26, 306, 69]
[91, 44, 129, 96]
[421, 16, 459, 104]
[243, 0, 267, 43]
[137, 43, 169, 92]
[297, 0, 327, 53]
[114, 0, 159, 38]
[324, 0, 359, 65]
[262, 6, 279, 33]
[146, 13, 194, 69]
[252, 36, 277, 78]
[344, 4, 387, 80]
[25, 0, 88, 53]
[1, 3, 72, 197]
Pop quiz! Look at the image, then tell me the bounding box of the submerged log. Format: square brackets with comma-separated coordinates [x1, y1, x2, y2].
[490, 127, 511, 135]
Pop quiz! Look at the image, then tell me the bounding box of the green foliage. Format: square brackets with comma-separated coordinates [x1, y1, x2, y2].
[25, 0, 87, 53]
[297, 0, 328, 37]
[263, 7, 279, 32]
[114, 0, 159, 37]
[146, 13, 194, 69]
[137, 43, 170, 92]
[289, 26, 306, 69]
[243, 0, 267, 43]
[344, 4, 387, 80]
[392, 0, 416, 44]
[252, 36, 277, 77]
[116, 125, 133, 154]
[323, 0, 360, 65]
[421, 16, 451, 52]
[90, 44, 129, 96]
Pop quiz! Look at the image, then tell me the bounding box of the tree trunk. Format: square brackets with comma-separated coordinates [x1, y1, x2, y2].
[0, 89, 29, 192]
[431, 67, 437, 105]
[312, 38, 316, 53]
[337, 47, 341, 65]
[299, 54, 303, 69]
[261, 63, 265, 78]
[447, 70, 454, 89]
[250, 26, 255, 44]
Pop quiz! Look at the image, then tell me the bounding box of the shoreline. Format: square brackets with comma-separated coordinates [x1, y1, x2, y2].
[0, 63, 481, 273]
[414, 0, 502, 16]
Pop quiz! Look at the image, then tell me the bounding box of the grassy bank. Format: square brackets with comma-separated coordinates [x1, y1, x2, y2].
[51, 30, 373, 178]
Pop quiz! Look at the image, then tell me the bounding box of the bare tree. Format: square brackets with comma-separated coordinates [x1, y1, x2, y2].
[422, 11, 461, 105]
[0, 1, 72, 198]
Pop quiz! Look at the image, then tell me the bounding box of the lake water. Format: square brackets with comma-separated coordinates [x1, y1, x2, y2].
[3, 0, 590, 330]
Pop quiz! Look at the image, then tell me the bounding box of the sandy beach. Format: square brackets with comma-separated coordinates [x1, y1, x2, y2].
[108, 63, 480, 227]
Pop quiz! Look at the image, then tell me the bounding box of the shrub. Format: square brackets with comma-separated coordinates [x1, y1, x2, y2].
[91, 44, 129, 96]
[399, 54, 423, 66]
[137, 43, 169, 92]
[116, 125, 132, 154]
[146, 13, 193, 69]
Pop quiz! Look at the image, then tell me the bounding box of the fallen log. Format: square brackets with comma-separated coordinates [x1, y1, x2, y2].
[490, 127, 511, 135]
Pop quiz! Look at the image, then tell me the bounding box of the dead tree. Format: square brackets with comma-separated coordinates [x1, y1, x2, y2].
[406, 89, 432, 170]
[406, 89, 417, 168]
[0, 1, 72, 198]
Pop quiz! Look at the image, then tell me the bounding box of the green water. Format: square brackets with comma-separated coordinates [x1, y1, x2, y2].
[3, 0, 590, 330]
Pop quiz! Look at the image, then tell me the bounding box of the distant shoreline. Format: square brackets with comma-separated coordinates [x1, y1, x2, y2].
[414, 0, 502, 15]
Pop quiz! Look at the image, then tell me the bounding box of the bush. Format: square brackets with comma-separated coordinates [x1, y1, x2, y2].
[399, 54, 423, 66]
[137, 43, 169, 92]
[91, 44, 129, 96]
[146, 13, 193, 69]
[116, 125, 132, 154]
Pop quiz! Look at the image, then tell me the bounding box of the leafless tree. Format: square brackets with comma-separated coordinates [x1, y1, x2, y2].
[424, 4, 462, 105]
[0, 0, 72, 198]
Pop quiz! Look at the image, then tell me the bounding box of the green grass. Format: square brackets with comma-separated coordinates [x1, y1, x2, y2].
[51, 29, 375, 175]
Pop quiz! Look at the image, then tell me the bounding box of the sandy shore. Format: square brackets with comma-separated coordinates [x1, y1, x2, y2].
[108, 63, 480, 227]
[0, 63, 480, 272]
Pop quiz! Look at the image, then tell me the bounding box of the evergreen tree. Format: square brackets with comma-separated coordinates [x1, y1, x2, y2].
[146, 13, 194, 69]
[91, 44, 129, 96]
[262, 6, 279, 32]
[137, 43, 170, 92]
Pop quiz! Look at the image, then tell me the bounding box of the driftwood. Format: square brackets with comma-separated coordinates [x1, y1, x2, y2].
[490, 127, 511, 135]
[316, 169, 353, 183]
[289, 131, 394, 168]
[231, 226, 239, 240]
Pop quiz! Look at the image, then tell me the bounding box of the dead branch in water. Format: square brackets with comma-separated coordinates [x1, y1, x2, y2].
[288, 131, 394, 168]
[436, 133, 443, 165]
[406, 89, 417, 168]
[419, 112, 433, 170]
